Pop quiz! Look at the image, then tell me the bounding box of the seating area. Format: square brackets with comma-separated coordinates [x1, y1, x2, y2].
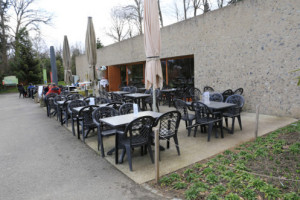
[39, 86, 297, 183]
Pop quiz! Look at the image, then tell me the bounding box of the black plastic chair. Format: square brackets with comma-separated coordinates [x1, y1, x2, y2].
[224, 95, 245, 134]
[129, 86, 137, 93]
[111, 93, 125, 103]
[47, 97, 57, 118]
[107, 102, 123, 110]
[92, 106, 119, 157]
[69, 93, 84, 100]
[192, 102, 223, 141]
[77, 105, 99, 142]
[152, 111, 181, 158]
[189, 87, 201, 101]
[67, 100, 87, 136]
[117, 116, 155, 171]
[119, 103, 140, 115]
[233, 88, 244, 95]
[54, 95, 66, 121]
[45, 93, 58, 117]
[209, 92, 223, 102]
[96, 97, 111, 104]
[60, 91, 70, 96]
[173, 99, 195, 136]
[222, 89, 234, 102]
[203, 86, 214, 92]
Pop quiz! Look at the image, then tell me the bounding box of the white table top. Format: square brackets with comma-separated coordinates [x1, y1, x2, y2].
[124, 93, 151, 98]
[161, 88, 177, 92]
[186, 101, 235, 110]
[72, 103, 108, 112]
[110, 91, 130, 95]
[100, 111, 163, 127]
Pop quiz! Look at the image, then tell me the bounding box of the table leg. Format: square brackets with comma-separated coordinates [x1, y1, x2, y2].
[115, 133, 119, 164]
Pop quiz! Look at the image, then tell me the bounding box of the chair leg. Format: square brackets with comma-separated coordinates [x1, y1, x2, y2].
[147, 143, 154, 163]
[77, 119, 80, 138]
[237, 115, 242, 130]
[82, 123, 85, 143]
[125, 146, 133, 171]
[225, 117, 228, 127]
[188, 120, 193, 136]
[220, 120, 224, 138]
[173, 135, 180, 155]
[231, 117, 236, 134]
[71, 115, 75, 136]
[208, 123, 213, 142]
[194, 125, 198, 137]
[167, 140, 170, 149]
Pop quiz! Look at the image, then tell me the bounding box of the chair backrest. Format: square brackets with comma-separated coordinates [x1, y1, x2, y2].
[174, 88, 185, 101]
[233, 88, 244, 95]
[69, 93, 84, 100]
[173, 99, 189, 118]
[92, 106, 119, 126]
[222, 89, 234, 102]
[119, 103, 140, 115]
[130, 86, 137, 93]
[78, 105, 99, 126]
[111, 93, 123, 103]
[189, 87, 201, 101]
[45, 93, 58, 100]
[67, 100, 87, 114]
[96, 97, 111, 104]
[226, 94, 245, 108]
[123, 116, 155, 146]
[99, 90, 110, 99]
[209, 92, 223, 102]
[54, 95, 66, 105]
[192, 102, 213, 123]
[203, 86, 214, 92]
[154, 111, 181, 138]
[122, 87, 130, 92]
[144, 89, 151, 94]
[60, 91, 70, 96]
[47, 97, 56, 107]
[106, 102, 123, 110]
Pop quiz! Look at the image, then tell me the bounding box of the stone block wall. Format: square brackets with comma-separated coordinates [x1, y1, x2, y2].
[76, 0, 300, 118]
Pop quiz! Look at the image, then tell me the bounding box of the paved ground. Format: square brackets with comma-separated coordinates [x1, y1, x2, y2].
[0, 93, 165, 200]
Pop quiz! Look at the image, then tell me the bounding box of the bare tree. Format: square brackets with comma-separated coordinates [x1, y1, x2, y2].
[106, 7, 129, 42]
[173, 1, 181, 21]
[202, 0, 210, 13]
[191, 0, 201, 16]
[0, 0, 10, 74]
[158, 0, 163, 27]
[183, 0, 191, 20]
[217, 0, 224, 8]
[10, 0, 52, 40]
[124, 0, 143, 35]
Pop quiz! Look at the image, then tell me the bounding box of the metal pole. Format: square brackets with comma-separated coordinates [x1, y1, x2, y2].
[154, 127, 159, 183]
[50, 46, 58, 85]
[255, 104, 261, 139]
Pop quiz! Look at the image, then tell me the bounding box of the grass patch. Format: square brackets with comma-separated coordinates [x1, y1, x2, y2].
[0, 86, 18, 94]
[150, 121, 300, 199]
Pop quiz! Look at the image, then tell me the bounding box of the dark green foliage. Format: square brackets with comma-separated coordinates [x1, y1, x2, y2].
[241, 188, 256, 200]
[225, 193, 240, 200]
[10, 28, 41, 84]
[173, 182, 187, 189]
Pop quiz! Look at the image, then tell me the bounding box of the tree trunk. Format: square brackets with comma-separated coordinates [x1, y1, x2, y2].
[0, 0, 9, 74]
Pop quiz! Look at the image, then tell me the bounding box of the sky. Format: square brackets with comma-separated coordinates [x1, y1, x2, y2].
[35, 0, 176, 50]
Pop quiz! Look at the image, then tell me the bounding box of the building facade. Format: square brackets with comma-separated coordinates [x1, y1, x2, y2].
[76, 0, 300, 118]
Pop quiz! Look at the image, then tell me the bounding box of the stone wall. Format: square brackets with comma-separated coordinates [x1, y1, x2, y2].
[76, 0, 300, 118]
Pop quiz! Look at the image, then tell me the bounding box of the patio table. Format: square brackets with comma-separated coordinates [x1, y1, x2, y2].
[100, 111, 163, 164]
[186, 100, 236, 133]
[72, 103, 108, 113]
[160, 88, 177, 107]
[123, 93, 151, 111]
[109, 91, 130, 95]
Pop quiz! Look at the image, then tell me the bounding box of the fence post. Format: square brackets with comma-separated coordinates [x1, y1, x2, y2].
[255, 104, 261, 139]
[154, 127, 159, 184]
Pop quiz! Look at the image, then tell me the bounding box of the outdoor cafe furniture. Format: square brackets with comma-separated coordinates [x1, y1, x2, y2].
[68, 100, 87, 136]
[99, 111, 163, 165]
[117, 116, 155, 171]
[160, 88, 177, 107]
[174, 99, 195, 136]
[189, 87, 202, 101]
[152, 111, 181, 160]
[191, 102, 224, 141]
[106, 102, 124, 110]
[129, 86, 138, 93]
[60, 91, 70, 96]
[222, 89, 234, 102]
[203, 86, 214, 92]
[92, 106, 119, 157]
[45, 93, 58, 117]
[119, 103, 140, 115]
[233, 88, 244, 95]
[47, 97, 57, 118]
[76, 105, 99, 142]
[223, 94, 245, 134]
[209, 92, 223, 102]
[54, 95, 66, 121]
[124, 93, 151, 111]
[68, 93, 84, 100]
